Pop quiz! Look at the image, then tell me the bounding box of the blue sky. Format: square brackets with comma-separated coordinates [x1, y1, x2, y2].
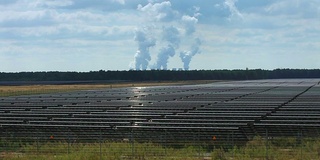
[0, 0, 319, 72]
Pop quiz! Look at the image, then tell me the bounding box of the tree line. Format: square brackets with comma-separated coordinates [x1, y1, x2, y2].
[0, 69, 320, 81]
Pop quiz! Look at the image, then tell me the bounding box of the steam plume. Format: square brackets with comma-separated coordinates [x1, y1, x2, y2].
[179, 8, 201, 70]
[162, 26, 180, 48]
[154, 26, 180, 70]
[180, 38, 201, 70]
[133, 28, 156, 70]
[181, 15, 198, 35]
[132, 1, 202, 70]
[155, 45, 175, 70]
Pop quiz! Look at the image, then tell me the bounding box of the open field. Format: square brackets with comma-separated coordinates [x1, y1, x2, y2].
[0, 80, 215, 97]
[1, 137, 320, 160]
[1, 79, 320, 159]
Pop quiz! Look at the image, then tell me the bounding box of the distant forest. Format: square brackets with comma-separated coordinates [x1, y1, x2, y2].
[1, 69, 320, 81]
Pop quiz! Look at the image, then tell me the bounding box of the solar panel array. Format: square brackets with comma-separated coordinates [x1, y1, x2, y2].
[1, 79, 320, 144]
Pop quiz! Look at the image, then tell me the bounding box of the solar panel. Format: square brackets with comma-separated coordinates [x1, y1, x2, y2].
[1, 79, 320, 143]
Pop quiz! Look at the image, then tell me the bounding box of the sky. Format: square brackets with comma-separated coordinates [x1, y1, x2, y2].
[0, 0, 319, 72]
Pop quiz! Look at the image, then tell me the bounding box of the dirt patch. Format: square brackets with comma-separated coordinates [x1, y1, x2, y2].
[0, 80, 218, 97]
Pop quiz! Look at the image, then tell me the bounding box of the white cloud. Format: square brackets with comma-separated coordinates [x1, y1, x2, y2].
[0, 0, 319, 71]
[181, 15, 198, 35]
[265, 0, 320, 18]
[224, 0, 243, 20]
[137, 1, 179, 22]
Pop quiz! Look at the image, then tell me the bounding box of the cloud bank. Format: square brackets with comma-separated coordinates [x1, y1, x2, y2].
[0, 0, 319, 71]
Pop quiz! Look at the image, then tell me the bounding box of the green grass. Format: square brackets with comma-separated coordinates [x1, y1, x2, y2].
[2, 141, 206, 160]
[2, 137, 320, 160]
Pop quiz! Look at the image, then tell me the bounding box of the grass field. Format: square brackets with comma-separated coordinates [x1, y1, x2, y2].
[0, 80, 215, 97]
[1, 137, 320, 160]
